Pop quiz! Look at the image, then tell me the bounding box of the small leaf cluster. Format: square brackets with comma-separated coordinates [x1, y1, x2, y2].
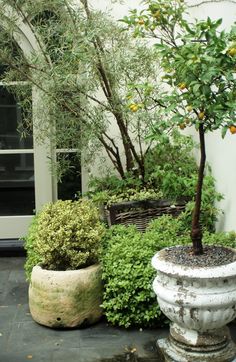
[179, 174, 223, 233]
[144, 131, 198, 200]
[24, 199, 105, 279]
[203, 230, 236, 248]
[101, 216, 189, 328]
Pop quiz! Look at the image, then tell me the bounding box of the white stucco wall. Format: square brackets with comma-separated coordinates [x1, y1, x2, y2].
[88, 0, 141, 18]
[84, 0, 236, 232]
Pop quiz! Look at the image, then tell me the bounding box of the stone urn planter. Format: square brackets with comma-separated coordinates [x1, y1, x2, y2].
[152, 246, 236, 362]
[29, 264, 103, 328]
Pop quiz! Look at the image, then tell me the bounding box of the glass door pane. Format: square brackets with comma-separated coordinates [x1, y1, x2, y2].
[57, 152, 81, 200]
[0, 85, 35, 238]
[0, 153, 35, 216]
[0, 86, 33, 149]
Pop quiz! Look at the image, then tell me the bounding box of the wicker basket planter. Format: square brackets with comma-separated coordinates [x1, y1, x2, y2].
[105, 199, 188, 232]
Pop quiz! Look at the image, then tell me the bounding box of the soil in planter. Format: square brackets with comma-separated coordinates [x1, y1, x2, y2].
[162, 245, 236, 268]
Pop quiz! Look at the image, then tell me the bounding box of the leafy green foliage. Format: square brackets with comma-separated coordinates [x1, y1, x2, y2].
[179, 174, 223, 233]
[101, 216, 188, 328]
[101, 214, 236, 328]
[144, 131, 198, 200]
[88, 173, 163, 206]
[24, 199, 105, 279]
[24, 215, 42, 281]
[203, 230, 236, 248]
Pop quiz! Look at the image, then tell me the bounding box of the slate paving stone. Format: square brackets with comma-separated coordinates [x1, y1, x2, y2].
[0, 270, 11, 303]
[0, 257, 26, 271]
[0, 350, 53, 362]
[8, 269, 27, 283]
[52, 348, 103, 362]
[3, 282, 29, 305]
[0, 305, 17, 323]
[13, 304, 32, 324]
[6, 320, 77, 353]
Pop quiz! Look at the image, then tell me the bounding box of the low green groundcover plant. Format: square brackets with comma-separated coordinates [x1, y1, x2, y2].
[101, 215, 236, 328]
[24, 199, 105, 280]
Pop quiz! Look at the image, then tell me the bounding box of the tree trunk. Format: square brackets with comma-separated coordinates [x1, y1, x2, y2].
[191, 123, 205, 255]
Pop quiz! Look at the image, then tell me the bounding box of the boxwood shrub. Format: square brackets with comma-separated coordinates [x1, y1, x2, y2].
[24, 199, 105, 279]
[101, 216, 189, 328]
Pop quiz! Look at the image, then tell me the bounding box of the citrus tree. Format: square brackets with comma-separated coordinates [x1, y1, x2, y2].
[123, 0, 236, 254]
[0, 0, 168, 183]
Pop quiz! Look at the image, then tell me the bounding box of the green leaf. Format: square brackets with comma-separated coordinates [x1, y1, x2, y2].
[221, 125, 228, 138]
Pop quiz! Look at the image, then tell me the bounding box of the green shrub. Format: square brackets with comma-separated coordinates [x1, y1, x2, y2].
[144, 131, 198, 200]
[101, 215, 188, 328]
[24, 199, 105, 279]
[203, 231, 236, 248]
[101, 215, 236, 328]
[178, 174, 223, 233]
[24, 215, 42, 280]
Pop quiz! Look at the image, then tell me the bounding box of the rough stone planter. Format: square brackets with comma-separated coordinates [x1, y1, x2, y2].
[29, 264, 103, 328]
[152, 247, 236, 362]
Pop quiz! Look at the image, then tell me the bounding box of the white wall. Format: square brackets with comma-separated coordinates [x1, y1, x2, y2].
[88, 0, 141, 18]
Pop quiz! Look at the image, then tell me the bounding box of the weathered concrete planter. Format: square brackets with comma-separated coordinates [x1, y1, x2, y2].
[29, 264, 103, 328]
[152, 247, 236, 362]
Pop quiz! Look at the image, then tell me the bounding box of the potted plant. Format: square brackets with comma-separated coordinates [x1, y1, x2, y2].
[124, 1, 236, 360]
[24, 199, 105, 328]
[101, 215, 236, 329]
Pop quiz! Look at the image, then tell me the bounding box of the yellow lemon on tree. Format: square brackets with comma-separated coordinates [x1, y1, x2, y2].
[229, 125, 236, 134]
[138, 19, 145, 25]
[198, 111, 205, 120]
[129, 104, 138, 112]
[228, 47, 236, 57]
[153, 10, 161, 19]
[186, 105, 193, 112]
[178, 82, 187, 90]
[179, 123, 186, 130]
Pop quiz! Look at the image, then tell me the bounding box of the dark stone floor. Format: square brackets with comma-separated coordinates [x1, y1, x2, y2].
[0, 257, 236, 362]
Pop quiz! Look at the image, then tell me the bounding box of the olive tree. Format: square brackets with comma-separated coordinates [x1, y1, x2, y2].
[0, 0, 167, 182]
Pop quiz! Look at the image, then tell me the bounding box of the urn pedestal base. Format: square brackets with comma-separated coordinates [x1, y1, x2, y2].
[157, 324, 236, 362]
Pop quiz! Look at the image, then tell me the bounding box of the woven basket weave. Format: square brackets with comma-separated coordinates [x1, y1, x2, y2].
[106, 199, 188, 232]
